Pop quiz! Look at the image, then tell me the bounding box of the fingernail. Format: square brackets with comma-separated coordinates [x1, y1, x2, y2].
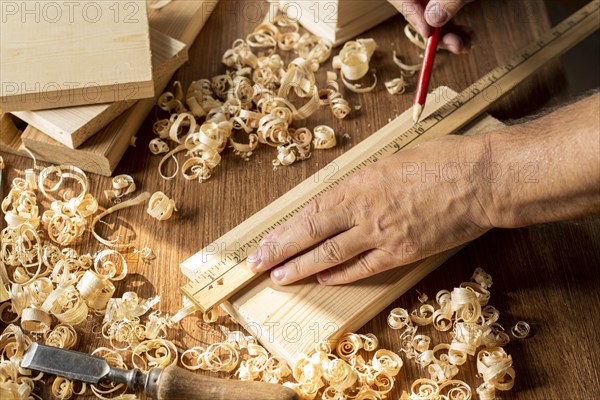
[271, 267, 285, 283]
[318, 270, 331, 284]
[426, 2, 449, 26]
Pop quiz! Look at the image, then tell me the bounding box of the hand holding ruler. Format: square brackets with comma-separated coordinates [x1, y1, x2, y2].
[182, 1, 600, 312]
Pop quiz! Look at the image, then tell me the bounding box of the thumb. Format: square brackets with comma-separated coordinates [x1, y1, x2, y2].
[425, 0, 471, 27]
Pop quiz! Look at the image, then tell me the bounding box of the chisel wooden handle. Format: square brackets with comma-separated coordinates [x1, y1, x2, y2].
[144, 365, 299, 400]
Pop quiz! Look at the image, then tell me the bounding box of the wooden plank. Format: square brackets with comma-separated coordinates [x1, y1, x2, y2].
[0, 113, 26, 157]
[0, 0, 154, 111]
[12, 29, 188, 149]
[279, 0, 397, 45]
[181, 88, 507, 366]
[13, 0, 219, 176]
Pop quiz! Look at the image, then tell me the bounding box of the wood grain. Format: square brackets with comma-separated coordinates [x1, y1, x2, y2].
[1, 1, 598, 400]
[0, 0, 154, 111]
[279, 0, 398, 45]
[4, 0, 219, 176]
[150, 365, 299, 400]
[12, 29, 188, 149]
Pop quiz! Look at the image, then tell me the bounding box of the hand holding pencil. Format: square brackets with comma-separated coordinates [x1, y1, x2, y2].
[387, 0, 475, 123]
[388, 0, 475, 54]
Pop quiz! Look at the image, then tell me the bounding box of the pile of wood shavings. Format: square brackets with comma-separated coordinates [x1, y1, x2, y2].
[0, 166, 182, 399]
[387, 268, 525, 400]
[150, 15, 351, 181]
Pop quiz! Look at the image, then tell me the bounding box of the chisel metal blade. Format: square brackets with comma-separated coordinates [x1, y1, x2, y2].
[21, 343, 110, 384]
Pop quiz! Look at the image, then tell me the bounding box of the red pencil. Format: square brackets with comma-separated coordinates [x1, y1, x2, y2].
[413, 26, 442, 125]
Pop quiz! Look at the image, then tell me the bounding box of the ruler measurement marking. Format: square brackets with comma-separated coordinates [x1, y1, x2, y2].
[182, 2, 600, 309]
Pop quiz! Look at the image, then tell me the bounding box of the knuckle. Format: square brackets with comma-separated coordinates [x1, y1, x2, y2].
[289, 259, 305, 280]
[304, 199, 321, 216]
[322, 239, 343, 264]
[301, 215, 321, 239]
[357, 254, 378, 277]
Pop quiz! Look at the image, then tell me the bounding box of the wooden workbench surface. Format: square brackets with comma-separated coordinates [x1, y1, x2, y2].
[2, 1, 599, 399]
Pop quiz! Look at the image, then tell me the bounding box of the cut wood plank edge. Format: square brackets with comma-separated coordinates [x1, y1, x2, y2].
[11, 29, 186, 149]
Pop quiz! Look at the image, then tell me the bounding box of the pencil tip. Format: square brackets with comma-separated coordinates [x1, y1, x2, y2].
[412, 104, 423, 126]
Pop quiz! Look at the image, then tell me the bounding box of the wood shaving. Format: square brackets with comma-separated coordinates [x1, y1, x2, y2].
[148, 138, 170, 155]
[404, 24, 427, 50]
[104, 175, 136, 203]
[91, 192, 150, 249]
[312, 125, 336, 149]
[511, 321, 530, 339]
[148, 0, 172, 10]
[147, 192, 177, 220]
[385, 77, 407, 95]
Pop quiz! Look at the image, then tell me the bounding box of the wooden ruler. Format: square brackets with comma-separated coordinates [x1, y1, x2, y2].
[182, 1, 600, 312]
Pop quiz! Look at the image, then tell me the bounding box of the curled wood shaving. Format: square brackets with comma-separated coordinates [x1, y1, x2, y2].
[312, 125, 336, 149]
[44, 324, 78, 349]
[148, 0, 172, 10]
[51, 376, 86, 400]
[392, 51, 421, 77]
[91, 192, 150, 249]
[132, 339, 178, 371]
[149, 138, 170, 155]
[104, 175, 136, 203]
[147, 192, 177, 220]
[511, 321, 530, 339]
[332, 38, 378, 93]
[404, 24, 426, 50]
[385, 77, 407, 95]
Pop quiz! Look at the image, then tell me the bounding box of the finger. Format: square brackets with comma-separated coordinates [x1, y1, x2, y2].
[441, 26, 474, 54]
[270, 228, 372, 285]
[247, 204, 353, 272]
[259, 185, 347, 243]
[316, 249, 398, 285]
[388, 0, 430, 38]
[425, 0, 473, 27]
[246, 187, 347, 271]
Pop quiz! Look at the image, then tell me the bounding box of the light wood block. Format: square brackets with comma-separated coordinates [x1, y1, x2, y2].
[6, 0, 219, 176]
[12, 29, 188, 149]
[0, 0, 154, 112]
[181, 88, 506, 366]
[279, 0, 397, 45]
[0, 113, 26, 157]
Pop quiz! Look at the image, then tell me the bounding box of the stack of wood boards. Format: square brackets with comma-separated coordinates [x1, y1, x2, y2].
[0, 0, 154, 111]
[279, 0, 398, 46]
[181, 87, 507, 366]
[12, 29, 188, 149]
[0, 0, 219, 176]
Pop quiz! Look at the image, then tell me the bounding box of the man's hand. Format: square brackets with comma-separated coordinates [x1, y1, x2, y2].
[246, 93, 600, 287]
[387, 0, 475, 54]
[246, 135, 493, 285]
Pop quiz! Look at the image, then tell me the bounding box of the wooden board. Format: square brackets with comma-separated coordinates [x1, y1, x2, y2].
[279, 0, 397, 45]
[0, 113, 25, 157]
[1, 0, 219, 176]
[181, 87, 506, 366]
[12, 29, 188, 149]
[0, 0, 154, 111]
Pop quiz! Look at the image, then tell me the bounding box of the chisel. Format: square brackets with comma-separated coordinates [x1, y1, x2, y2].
[22, 343, 298, 400]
